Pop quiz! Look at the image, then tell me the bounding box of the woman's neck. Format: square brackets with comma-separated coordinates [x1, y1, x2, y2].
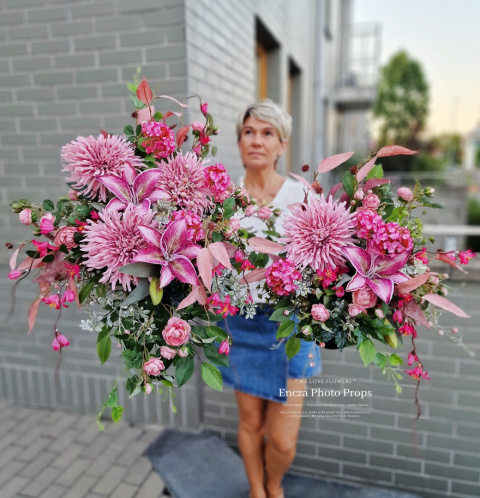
[243, 169, 286, 205]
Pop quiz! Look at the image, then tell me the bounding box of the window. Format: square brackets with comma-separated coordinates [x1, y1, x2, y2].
[255, 18, 280, 102]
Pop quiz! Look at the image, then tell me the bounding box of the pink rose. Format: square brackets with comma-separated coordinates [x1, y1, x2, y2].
[257, 206, 272, 221]
[178, 345, 189, 357]
[348, 304, 365, 317]
[244, 205, 256, 217]
[397, 187, 413, 202]
[352, 288, 377, 308]
[19, 209, 32, 225]
[191, 121, 204, 131]
[54, 226, 78, 250]
[143, 357, 165, 376]
[362, 193, 380, 210]
[311, 304, 330, 322]
[40, 213, 55, 234]
[68, 189, 78, 201]
[160, 346, 177, 360]
[162, 317, 191, 346]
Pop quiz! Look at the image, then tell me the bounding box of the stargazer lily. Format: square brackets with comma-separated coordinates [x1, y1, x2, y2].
[132, 219, 201, 288]
[98, 167, 166, 212]
[342, 246, 410, 303]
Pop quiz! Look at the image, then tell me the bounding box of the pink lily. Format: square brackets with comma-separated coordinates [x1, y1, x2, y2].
[342, 246, 410, 303]
[132, 219, 201, 288]
[98, 168, 166, 212]
[32, 239, 58, 258]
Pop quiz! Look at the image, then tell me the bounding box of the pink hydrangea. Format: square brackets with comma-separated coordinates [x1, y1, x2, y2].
[203, 163, 233, 202]
[265, 259, 301, 296]
[370, 222, 413, 256]
[311, 304, 330, 322]
[356, 209, 384, 240]
[170, 210, 205, 242]
[143, 357, 165, 376]
[141, 121, 176, 159]
[19, 209, 32, 225]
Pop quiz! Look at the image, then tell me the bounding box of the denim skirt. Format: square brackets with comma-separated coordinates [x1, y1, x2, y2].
[217, 307, 322, 403]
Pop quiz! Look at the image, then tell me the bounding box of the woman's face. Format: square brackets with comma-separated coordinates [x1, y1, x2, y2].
[238, 116, 287, 172]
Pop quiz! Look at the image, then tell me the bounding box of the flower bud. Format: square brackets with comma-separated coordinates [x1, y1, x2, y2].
[301, 325, 313, 336]
[10, 199, 32, 213]
[438, 329, 444, 336]
[452, 327, 459, 334]
[425, 187, 435, 196]
[283, 310, 290, 316]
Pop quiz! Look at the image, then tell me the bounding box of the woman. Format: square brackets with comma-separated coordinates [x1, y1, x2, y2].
[219, 100, 322, 498]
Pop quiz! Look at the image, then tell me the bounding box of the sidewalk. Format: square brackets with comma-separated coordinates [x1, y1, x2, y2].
[0, 402, 168, 498]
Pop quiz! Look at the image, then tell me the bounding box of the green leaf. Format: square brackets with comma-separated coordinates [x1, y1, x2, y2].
[269, 308, 292, 322]
[395, 385, 402, 394]
[204, 343, 229, 367]
[97, 326, 110, 344]
[122, 349, 143, 369]
[105, 386, 118, 407]
[212, 231, 223, 242]
[161, 378, 174, 388]
[373, 352, 388, 369]
[120, 278, 150, 307]
[149, 276, 163, 305]
[42, 254, 55, 263]
[112, 406, 123, 423]
[127, 82, 138, 93]
[43, 199, 55, 212]
[125, 376, 138, 394]
[79, 281, 95, 304]
[96, 283, 107, 298]
[97, 335, 111, 365]
[285, 335, 301, 359]
[124, 125, 134, 135]
[205, 325, 228, 341]
[211, 146, 217, 156]
[153, 111, 163, 121]
[176, 357, 194, 387]
[58, 243, 69, 254]
[276, 320, 295, 339]
[223, 198, 235, 211]
[201, 362, 223, 391]
[366, 164, 384, 179]
[389, 353, 403, 366]
[342, 171, 355, 198]
[358, 339, 376, 366]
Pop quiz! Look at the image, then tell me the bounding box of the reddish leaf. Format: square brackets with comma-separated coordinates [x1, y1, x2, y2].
[100, 129, 110, 139]
[239, 267, 268, 284]
[136, 79, 153, 106]
[423, 294, 470, 318]
[356, 156, 377, 182]
[339, 193, 349, 204]
[28, 298, 42, 334]
[68, 276, 81, 310]
[248, 237, 284, 254]
[176, 125, 190, 147]
[317, 151, 354, 174]
[434, 252, 465, 272]
[196, 247, 213, 291]
[208, 242, 232, 270]
[395, 273, 430, 294]
[362, 178, 390, 192]
[9, 243, 25, 272]
[158, 94, 188, 108]
[164, 111, 182, 119]
[327, 182, 343, 200]
[403, 301, 431, 329]
[377, 145, 417, 157]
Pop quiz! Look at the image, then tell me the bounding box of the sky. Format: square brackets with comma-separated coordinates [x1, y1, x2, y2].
[354, 0, 480, 136]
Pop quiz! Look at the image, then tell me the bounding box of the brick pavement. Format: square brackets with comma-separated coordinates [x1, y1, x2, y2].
[0, 402, 169, 498]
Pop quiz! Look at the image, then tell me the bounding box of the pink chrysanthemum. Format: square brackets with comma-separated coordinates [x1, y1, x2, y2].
[280, 195, 356, 271]
[265, 259, 301, 296]
[155, 152, 213, 214]
[370, 222, 413, 256]
[169, 210, 205, 242]
[81, 203, 158, 291]
[203, 163, 234, 202]
[141, 121, 176, 159]
[62, 134, 143, 202]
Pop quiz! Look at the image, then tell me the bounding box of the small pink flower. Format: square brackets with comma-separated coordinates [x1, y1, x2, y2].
[244, 205, 256, 217]
[68, 189, 79, 201]
[452, 327, 459, 334]
[348, 304, 365, 317]
[214, 295, 239, 318]
[352, 288, 377, 308]
[62, 289, 75, 305]
[19, 209, 32, 225]
[407, 351, 419, 365]
[8, 270, 23, 280]
[145, 383, 153, 394]
[141, 121, 176, 159]
[40, 213, 56, 234]
[201, 103, 208, 114]
[208, 292, 221, 308]
[415, 247, 428, 264]
[428, 275, 439, 285]
[375, 308, 385, 318]
[397, 187, 414, 202]
[225, 218, 241, 237]
[143, 357, 165, 376]
[399, 322, 417, 338]
[52, 332, 69, 351]
[362, 193, 380, 210]
[219, 339, 230, 355]
[191, 121, 204, 131]
[160, 346, 177, 360]
[335, 286, 345, 297]
[405, 364, 430, 380]
[162, 317, 191, 347]
[265, 259, 301, 296]
[257, 206, 272, 221]
[354, 190, 364, 200]
[459, 249, 476, 265]
[392, 309, 403, 323]
[54, 226, 78, 250]
[42, 295, 66, 310]
[178, 345, 189, 357]
[311, 304, 330, 322]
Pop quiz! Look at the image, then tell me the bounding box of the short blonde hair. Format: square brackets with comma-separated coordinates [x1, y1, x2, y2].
[236, 99, 292, 143]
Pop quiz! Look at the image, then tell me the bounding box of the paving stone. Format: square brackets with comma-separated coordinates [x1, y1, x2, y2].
[38, 484, 68, 498]
[18, 450, 58, 480]
[20, 466, 63, 497]
[62, 475, 98, 498]
[1, 476, 29, 498]
[92, 465, 129, 495]
[50, 443, 85, 469]
[0, 460, 24, 488]
[54, 457, 91, 486]
[135, 470, 167, 498]
[111, 482, 138, 498]
[122, 456, 153, 486]
[15, 436, 53, 463]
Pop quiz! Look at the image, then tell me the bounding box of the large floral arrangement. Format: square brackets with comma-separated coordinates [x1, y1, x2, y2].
[242, 147, 476, 401]
[8, 78, 277, 427]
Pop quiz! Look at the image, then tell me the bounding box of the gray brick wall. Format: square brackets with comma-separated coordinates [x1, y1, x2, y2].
[1, 1, 480, 497]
